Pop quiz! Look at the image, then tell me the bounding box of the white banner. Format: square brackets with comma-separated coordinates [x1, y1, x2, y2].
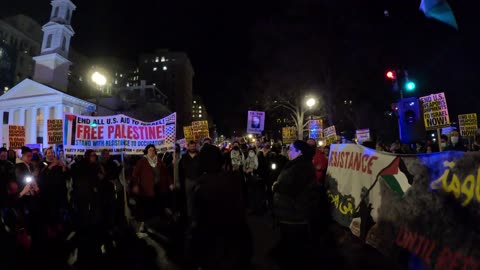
[63, 113, 176, 155]
[247, 111, 265, 134]
[327, 144, 410, 230]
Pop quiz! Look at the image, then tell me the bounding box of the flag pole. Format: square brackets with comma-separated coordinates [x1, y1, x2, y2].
[437, 128, 442, 152]
[120, 152, 131, 225]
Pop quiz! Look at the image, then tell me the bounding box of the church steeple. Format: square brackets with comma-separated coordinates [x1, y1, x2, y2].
[33, 0, 76, 91]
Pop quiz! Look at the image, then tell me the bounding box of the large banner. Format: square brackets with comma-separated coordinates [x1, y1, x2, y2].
[308, 120, 323, 141]
[326, 144, 480, 269]
[419, 92, 451, 130]
[247, 111, 265, 134]
[282, 127, 297, 144]
[8, 125, 25, 149]
[458, 113, 478, 137]
[47, 119, 63, 144]
[183, 126, 194, 142]
[64, 113, 176, 155]
[192, 120, 209, 142]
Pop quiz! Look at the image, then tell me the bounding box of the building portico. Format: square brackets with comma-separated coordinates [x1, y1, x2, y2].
[0, 79, 94, 148]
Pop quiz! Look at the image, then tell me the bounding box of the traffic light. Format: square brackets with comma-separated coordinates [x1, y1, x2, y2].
[405, 81, 416, 92]
[397, 97, 425, 143]
[386, 70, 396, 80]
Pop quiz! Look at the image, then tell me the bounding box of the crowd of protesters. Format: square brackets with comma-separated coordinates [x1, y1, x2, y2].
[0, 137, 333, 270]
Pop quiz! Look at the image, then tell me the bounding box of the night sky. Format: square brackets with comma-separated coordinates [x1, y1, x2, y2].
[2, 0, 480, 136]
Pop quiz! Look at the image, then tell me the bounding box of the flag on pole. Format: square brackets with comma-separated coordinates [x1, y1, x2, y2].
[420, 0, 458, 30]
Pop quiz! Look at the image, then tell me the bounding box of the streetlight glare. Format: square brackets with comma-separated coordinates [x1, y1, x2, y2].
[248, 134, 253, 139]
[306, 98, 316, 108]
[92, 71, 107, 86]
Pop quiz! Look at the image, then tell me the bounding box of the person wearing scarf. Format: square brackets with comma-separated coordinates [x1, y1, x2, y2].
[132, 144, 173, 231]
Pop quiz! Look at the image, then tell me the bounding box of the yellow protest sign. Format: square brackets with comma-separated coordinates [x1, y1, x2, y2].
[9, 125, 25, 149]
[458, 113, 478, 137]
[183, 126, 194, 142]
[282, 127, 297, 144]
[419, 92, 450, 130]
[47, 119, 63, 144]
[192, 121, 209, 142]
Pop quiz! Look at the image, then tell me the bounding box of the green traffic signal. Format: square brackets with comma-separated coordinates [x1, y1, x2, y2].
[405, 81, 416, 91]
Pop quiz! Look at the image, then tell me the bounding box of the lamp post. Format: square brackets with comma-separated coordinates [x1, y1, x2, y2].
[91, 71, 107, 115]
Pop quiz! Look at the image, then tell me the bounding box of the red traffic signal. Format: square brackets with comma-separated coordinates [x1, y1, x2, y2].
[386, 71, 396, 80]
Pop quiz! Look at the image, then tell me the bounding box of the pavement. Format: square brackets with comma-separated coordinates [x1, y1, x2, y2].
[246, 214, 405, 270]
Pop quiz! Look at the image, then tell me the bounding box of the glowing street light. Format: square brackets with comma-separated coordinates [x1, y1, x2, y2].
[248, 134, 253, 139]
[306, 98, 316, 109]
[91, 71, 107, 86]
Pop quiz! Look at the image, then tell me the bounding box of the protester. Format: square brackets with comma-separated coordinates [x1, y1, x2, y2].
[444, 129, 467, 151]
[71, 149, 103, 230]
[7, 149, 16, 164]
[307, 139, 328, 185]
[15, 146, 42, 262]
[99, 149, 123, 229]
[179, 141, 202, 222]
[131, 144, 173, 233]
[272, 140, 316, 269]
[0, 147, 15, 207]
[230, 142, 245, 172]
[191, 144, 252, 269]
[244, 147, 262, 215]
[39, 147, 69, 237]
[474, 130, 480, 151]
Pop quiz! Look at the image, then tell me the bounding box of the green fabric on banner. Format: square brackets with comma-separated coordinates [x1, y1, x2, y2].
[382, 175, 405, 196]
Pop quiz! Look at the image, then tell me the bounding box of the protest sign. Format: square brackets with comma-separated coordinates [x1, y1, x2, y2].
[356, 128, 371, 144]
[419, 92, 450, 130]
[8, 125, 25, 149]
[247, 111, 265, 134]
[458, 113, 478, 137]
[64, 113, 176, 155]
[308, 120, 323, 141]
[183, 126, 194, 142]
[47, 119, 63, 144]
[282, 127, 297, 144]
[324, 125, 337, 145]
[192, 120, 209, 142]
[326, 144, 479, 269]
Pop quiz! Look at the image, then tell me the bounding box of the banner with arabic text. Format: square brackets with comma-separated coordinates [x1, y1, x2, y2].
[326, 144, 480, 269]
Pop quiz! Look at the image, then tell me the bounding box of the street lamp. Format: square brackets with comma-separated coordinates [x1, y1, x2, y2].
[248, 134, 253, 139]
[306, 98, 316, 109]
[91, 71, 107, 115]
[91, 71, 107, 87]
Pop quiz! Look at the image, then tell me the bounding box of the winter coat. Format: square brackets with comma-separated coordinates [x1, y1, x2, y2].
[312, 149, 328, 184]
[132, 156, 172, 197]
[273, 155, 316, 223]
[39, 160, 69, 209]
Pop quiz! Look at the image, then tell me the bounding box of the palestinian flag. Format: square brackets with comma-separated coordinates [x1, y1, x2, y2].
[380, 157, 412, 196]
[420, 0, 458, 30]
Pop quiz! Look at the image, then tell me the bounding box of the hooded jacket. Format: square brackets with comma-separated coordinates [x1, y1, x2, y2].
[273, 155, 315, 222]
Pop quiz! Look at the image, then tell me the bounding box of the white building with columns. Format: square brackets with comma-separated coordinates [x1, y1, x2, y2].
[0, 0, 95, 149]
[0, 79, 94, 148]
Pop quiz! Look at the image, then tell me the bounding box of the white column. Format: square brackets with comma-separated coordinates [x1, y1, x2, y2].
[8, 109, 14, 125]
[18, 108, 26, 126]
[42, 106, 49, 147]
[55, 104, 64, 119]
[28, 107, 37, 144]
